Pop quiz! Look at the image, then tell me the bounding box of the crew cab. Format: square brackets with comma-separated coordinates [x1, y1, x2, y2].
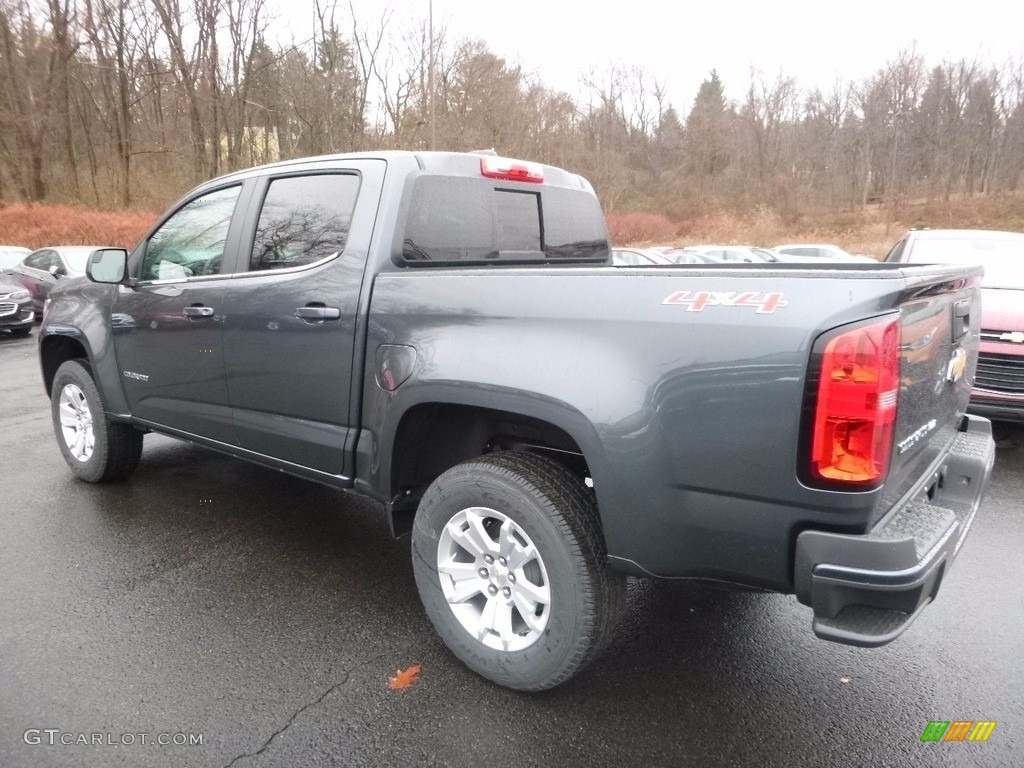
[39, 152, 996, 691]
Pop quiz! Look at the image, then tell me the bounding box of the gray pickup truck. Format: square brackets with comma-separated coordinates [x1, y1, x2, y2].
[39, 151, 996, 691]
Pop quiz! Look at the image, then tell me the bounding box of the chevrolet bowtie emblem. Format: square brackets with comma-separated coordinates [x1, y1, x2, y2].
[998, 331, 1024, 343]
[947, 348, 968, 383]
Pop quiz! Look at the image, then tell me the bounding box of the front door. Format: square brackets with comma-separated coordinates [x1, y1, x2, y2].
[112, 184, 249, 444]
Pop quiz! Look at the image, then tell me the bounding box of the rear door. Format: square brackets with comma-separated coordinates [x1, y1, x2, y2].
[221, 159, 386, 477]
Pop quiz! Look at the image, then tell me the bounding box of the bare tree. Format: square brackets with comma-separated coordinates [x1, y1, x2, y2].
[0, 6, 1021, 223]
[149, 0, 223, 180]
[742, 69, 797, 202]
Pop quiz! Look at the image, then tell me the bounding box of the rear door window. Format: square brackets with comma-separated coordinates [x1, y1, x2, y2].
[250, 174, 361, 271]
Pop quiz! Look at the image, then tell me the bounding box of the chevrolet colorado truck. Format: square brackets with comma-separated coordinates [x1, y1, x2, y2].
[39, 151, 996, 691]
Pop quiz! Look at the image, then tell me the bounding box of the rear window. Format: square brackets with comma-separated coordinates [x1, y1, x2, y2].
[400, 176, 609, 265]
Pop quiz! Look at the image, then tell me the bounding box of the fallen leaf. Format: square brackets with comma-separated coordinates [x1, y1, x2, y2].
[840, 676, 851, 684]
[388, 664, 422, 690]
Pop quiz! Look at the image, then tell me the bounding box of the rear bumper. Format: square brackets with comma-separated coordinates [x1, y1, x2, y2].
[794, 414, 995, 647]
[969, 393, 1024, 423]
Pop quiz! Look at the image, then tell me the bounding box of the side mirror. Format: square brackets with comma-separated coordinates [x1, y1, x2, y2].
[48, 264, 66, 278]
[87, 248, 129, 284]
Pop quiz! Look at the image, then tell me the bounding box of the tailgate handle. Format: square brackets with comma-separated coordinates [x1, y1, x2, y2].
[952, 300, 970, 342]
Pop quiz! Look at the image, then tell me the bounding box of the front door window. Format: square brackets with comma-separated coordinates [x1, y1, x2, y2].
[141, 186, 241, 280]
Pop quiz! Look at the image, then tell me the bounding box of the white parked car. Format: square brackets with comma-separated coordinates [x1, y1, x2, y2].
[611, 247, 676, 266]
[772, 244, 876, 263]
[0, 245, 31, 271]
[681, 245, 782, 263]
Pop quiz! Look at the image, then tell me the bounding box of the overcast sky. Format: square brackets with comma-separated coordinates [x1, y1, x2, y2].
[279, 0, 1024, 112]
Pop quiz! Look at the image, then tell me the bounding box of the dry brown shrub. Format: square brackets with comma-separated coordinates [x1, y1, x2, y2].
[616, 194, 1024, 258]
[4, 193, 1020, 262]
[605, 211, 681, 245]
[0, 202, 158, 250]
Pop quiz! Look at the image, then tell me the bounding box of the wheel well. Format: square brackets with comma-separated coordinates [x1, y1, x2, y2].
[388, 404, 589, 533]
[41, 337, 90, 396]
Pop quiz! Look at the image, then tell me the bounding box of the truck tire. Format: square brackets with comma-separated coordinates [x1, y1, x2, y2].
[411, 451, 625, 691]
[51, 359, 143, 483]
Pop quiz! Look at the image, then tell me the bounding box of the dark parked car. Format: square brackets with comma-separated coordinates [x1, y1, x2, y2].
[885, 228, 1024, 422]
[8, 246, 106, 313]
[0, 273, 34, 335]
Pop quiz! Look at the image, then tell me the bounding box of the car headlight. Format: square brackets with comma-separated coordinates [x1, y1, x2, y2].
[11, 289, 30, 300]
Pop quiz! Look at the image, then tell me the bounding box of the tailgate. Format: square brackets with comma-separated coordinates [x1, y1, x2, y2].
[879, 266, 983, 519]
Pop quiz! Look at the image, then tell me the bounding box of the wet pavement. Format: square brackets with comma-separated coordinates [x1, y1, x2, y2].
[1, 330, 1021, 767]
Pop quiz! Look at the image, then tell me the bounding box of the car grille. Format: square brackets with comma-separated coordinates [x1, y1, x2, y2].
[0, 302, 17, 317]
[975, 352, 1024, 394]
[981, 329, 1024, 343]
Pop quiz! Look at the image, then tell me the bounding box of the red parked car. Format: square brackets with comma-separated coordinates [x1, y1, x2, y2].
[885, 228, 1024, 422]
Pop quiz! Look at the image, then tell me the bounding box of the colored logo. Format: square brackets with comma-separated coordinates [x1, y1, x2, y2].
[946, 348, 968, 383]
[662, 290, 788, 314]
[921, 721, 996, 742]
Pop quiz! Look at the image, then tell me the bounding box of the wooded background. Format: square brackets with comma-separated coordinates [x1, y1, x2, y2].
[2, 0, 1023, 228]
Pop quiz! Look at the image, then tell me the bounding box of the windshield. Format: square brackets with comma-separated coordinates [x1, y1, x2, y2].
[62, 250, 93, 274]
[0, 249, 28, 269]
[907, 236, 1024, 289]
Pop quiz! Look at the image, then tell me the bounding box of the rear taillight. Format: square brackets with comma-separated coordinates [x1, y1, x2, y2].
[809, 316, 900, 487]
[480, 156, 544, 183]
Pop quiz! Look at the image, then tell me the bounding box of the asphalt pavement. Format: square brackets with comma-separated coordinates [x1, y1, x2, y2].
[1, 330, 1021, 767]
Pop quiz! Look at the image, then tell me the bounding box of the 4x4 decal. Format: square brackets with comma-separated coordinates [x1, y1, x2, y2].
[663, 290, 788, 314]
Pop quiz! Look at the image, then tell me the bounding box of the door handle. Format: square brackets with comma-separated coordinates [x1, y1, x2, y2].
[183, 305, 215, 318]
[295, 305, 341, 321]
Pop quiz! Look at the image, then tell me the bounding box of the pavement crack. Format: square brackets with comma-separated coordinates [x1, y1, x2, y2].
[222, 648, 404, 768]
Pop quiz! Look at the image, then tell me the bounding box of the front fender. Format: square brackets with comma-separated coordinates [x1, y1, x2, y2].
[39, 279, 129, 415]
